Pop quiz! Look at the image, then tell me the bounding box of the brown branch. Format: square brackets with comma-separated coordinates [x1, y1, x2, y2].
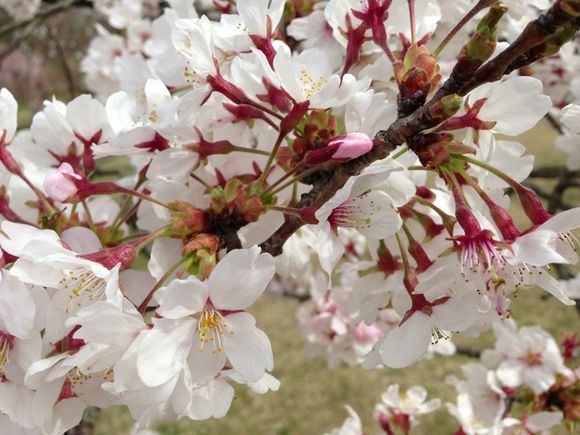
[531, 166, 578, 178]
[261, 0, 580, 256]
[0, 19, 37, 62]
[544, 112, 565, 135]
[456, 347, 482, 358]
[0, 0, 92, 39]
[52, 31, 78, 97]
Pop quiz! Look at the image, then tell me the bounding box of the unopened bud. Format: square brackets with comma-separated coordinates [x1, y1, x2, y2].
[44, 163, 84, 203]
[169, 201, 206, 237]
[452, 3, 507, 79]
[304, 132, 373, 164]
[415, 185, 435, 200]
[183, 233, 220, 256]
[280, 101, 310, 137]
[207, 72, 251, 105]
[329, 132, 373, 161]
[82, 244, 138, 270]
[513, 184, 552, 225]
[488, 202, 521, 241]
[223, 102, 273, 125]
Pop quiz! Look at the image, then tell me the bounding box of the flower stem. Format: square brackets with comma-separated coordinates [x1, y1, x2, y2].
[434, 0, 494, 57]
[268, 165, 321, 196]
[451, 154, 516, 187]
[138, 255, 190, 314]
[264, 163, 305, 194]
[81, 200, 96, 231]
[256, 132, 286, 189]
[231, 145, 270, 156]
[391, 145, 409, 160]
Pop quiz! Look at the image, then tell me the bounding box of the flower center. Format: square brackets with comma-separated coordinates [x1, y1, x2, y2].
[196, 308, 234, 353]
[328, 197, 372, 230]
[0, 332, 14, 377]
[454, 230, 505, 274]
[298, 69, 327, 98]
[60, 367, 114, 401]
[59, 268, 107, 311]
[523, 351, 542, 366]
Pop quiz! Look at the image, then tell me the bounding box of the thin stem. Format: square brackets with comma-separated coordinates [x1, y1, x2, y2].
[69, 202, 78, 220]
[247, 100, 283, 121]
[434, 0, 493, 56]
[441, 168, 469, 206]
[114, 185, 172, 209]
[408, 0, 416, 44]
[109, 197, 135, 237]
[115, 232, 149, 244]
[18, 172, 57, 214]
[138, 256, 190, 314]
[231, 145, 270, 156]
[264, 163, 305, 194]
[190, 172, 212, 190]
[413, 195, 450, 222]
[408, 165, 435, 171]
[383, 44, 397, 64]
[269, 165, 322, 196]
[81, 200, 96, 231]
[271, 205, 302, 216]
[256, 132, 285, 189]
[134, 226, 169, 251]
[109, 176, 145, 232]
[451, 154, 515, 187]
[391, 145, 409, 160]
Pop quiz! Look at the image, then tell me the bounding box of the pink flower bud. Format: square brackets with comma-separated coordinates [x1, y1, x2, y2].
[44, 163, 83, 202]
[329, 132, 373, 161]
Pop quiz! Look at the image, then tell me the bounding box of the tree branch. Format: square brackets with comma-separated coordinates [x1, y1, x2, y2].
[261, 0, 580, 256]
[0, 0, 93, 39]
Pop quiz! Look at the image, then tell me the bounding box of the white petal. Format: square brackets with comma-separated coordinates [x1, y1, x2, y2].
[222, 312, 273, 383]
[510, 230, 567, 266]
[379, 313, 432, 368]
[156, 276, 209, 319]
[526, 411, 563, 431]
[0, 88, 18, 142]
[137, 317, 194, 387]
[537, 207, 580, 234]
[60, 227, 102, 254]
[0, 271, 35, 338]
[186, 378, 234, 420]
[208, 246, 275, 310]
[534, 270, 575, 305]
[349, 191, 401, 239]
[496, 360, 524, 388]
[186, 334, 227, 384]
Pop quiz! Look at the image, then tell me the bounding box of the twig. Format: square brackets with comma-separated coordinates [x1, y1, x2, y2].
[0, 19, 37, 62]
[52, 30, 77, 97]
[456, 347, 482, 358]
[0, 0, 92, 39]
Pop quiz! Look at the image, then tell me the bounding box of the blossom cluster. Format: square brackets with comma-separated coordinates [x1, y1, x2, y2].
[0, 0, 579, 433]
[328, 322, 579, 434]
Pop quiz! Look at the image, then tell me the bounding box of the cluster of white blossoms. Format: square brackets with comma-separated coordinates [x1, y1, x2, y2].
[328, 322, 578, 434]
[0, 0, 580, 433]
